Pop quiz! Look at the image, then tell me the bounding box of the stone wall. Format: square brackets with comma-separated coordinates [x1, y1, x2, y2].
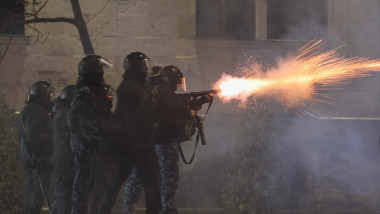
[0, 36, 27, 109]
[328, 0, 380, 58]
[1, 0, 379, 109]
[16, 0, 198, 111]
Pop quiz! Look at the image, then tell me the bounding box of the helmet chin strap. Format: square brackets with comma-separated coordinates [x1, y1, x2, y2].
[144, 76, 152, 87]
[145, 74, 151, 83]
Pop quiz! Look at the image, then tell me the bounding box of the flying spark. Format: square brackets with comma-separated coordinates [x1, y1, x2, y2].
[214, 40, 380, 107]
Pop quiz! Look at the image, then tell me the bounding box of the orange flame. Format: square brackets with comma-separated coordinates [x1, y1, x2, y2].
[214, 40, 380, 107]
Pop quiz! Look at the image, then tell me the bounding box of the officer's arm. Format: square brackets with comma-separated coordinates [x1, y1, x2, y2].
[156, 86, 191, 118]
[115, 81, 137, 115]
[189, 94, 214, 111]
[23, 107, 53, 159]
[67, 87, 105, 143]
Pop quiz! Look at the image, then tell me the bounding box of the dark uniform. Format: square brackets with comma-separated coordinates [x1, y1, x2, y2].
[88, 140, 115, 214]
[87, 83, 115, 214]
[154, 143, 179, 214]
[123, 67, 163, 214]
[97, 52, 161, 214]
[123, 167, 144, 213]
[51, 85, 76, 214]
[124, 143, 179, 214]
[124, 66, 196, 214]
[67, 55, 113, 214]
[17, 81, 55, 214]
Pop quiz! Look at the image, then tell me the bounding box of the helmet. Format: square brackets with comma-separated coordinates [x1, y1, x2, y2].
[159, 65, 186, 92]
[59, 84, 76, 100]
[29, 81, 55, 99]
[78, 54, 113, 75]
[78, 54, 113, 83]
[123, 52, 153, 75]
[27, 81, 55, 111]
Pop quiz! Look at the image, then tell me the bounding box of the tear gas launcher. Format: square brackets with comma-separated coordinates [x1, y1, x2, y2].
[178, 89, 221, 103]
[176, 89, 220, 164]
[177, 89, 221, 145]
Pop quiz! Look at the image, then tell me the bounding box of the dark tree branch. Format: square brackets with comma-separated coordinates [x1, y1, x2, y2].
[35, 0, 50, 16]
[70, 0, 95, 54]
[26, 24, 49, 44]
[8, 45, 23, 55]
[25, 25, 43, 45]
[25, 12, 38, 18]
[22, 0, 95, 55]
[90, 27, 103, 43]
[86, 0, 110, 24]
[32, 0, 46, 12]
[89, 27, 98, 38]
[32, 0, 46, 10]
[22, 17, 75, 25]
[0, 35, 14, 65]
[0, 0, 96, 66]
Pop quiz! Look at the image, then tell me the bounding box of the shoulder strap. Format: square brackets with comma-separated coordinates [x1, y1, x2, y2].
[177, 125, 204, 164]
[177, 140, 199, 164]
[21, 116, 26, 132]
[201, 98, 214, 121]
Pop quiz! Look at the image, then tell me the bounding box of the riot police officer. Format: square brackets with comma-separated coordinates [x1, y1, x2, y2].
[123, 66, 162, 214]
[51, 85, 76, 214]
[97, 52, 161, 214]
[126, 65, 189, 214]
[18, 81, 55, 214]
[124, 65, 212, 214]
[88, 85, 115, 214]
[67, 55, 113, 214]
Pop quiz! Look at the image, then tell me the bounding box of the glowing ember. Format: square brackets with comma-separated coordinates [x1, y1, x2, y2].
[214, 40, 380, 107]
[218, 77, 274, 97]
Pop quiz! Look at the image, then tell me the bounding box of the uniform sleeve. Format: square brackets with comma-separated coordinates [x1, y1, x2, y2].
[23, 106, 53, 160]
[116, 80, 145, 116]
[116, 83, 131, 114]
[53, 109, 70, 147]
[67, 87, 105, 143]
[188, 96, 210, 111]
[156, 85, 190, 119]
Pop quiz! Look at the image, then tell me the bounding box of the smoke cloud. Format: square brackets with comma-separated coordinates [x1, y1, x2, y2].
[178, 0, 380, 211]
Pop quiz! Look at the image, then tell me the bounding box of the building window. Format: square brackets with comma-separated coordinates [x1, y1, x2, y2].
[196, 0, 255, 40]
[267, 0, 327, 40]
[0, 0, 25, 35]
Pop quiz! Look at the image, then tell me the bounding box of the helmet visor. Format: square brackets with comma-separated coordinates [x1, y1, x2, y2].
[48, 84, 59, 101]
[96, 57, 113, 76]
[100, 57, 114, 68]
[144, 58, 153, 76]
[176, 76, 186, 92]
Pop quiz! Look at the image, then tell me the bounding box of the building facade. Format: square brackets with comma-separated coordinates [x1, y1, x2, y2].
[1, 0, 379, 110]
[1, 0, 380, 211]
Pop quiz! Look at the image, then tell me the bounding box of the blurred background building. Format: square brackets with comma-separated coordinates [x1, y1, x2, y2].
[1, 0, 380, 213]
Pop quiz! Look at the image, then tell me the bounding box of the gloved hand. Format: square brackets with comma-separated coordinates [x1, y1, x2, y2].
[201, 93, 214, 104]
